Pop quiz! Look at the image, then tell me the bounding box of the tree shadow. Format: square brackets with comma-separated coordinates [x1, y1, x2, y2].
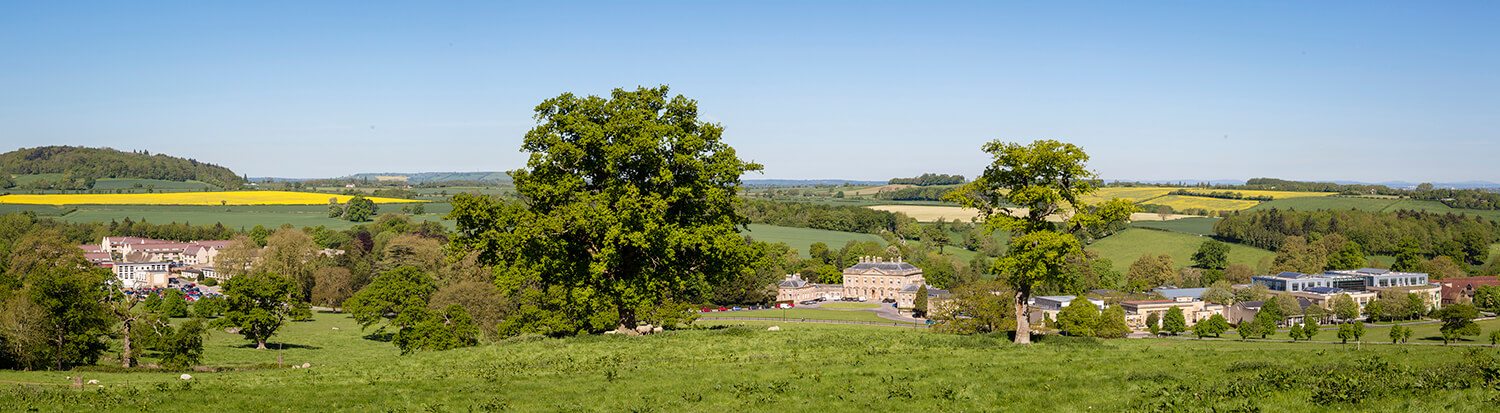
[363, 331, 394, 342]
[235, 342, 323, 350]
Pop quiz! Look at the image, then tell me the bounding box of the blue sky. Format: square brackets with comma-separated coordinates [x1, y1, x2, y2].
[1, 2, 1496, 182]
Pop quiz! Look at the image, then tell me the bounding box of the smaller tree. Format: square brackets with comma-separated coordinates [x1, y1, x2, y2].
[1236, 320, 1260, 339]
[193, 295, 226, 318]
[1289, 323, 1305, 341]
[1400, 325, 1413, 343]
[1302, 320, 1319, 341]
[1162, 307, 1187, 336]
[391, 304, 480, 355]
[215, 272, 298, 350]
[327, 204, 344, 218]
[914, 285, 929, 317]
[1389, 325, 1405, 344]
[343, 196, 378, 222]
[1191, 240, 1230, 270]
[288, 301, 313, 322]
[1095, 305, 1131, 339]
[1351, 321, 1365, 343]
[1474, 285, 1500, 311]
[1056, 296, 1100, 337]
[1435, 303, 1481, 345]
[1330, 293, 1360, 322]
[143, 292, 163, 313]
[1200, 314, 1230, 338]
[1490, 330, 1500, 346]
[160, 289, 188, 318]
[1145, 312, 1161, 336]
[1339, 323, 1355, 344]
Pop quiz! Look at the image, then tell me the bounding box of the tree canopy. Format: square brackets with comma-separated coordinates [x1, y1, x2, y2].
[447, 86, 763, 334]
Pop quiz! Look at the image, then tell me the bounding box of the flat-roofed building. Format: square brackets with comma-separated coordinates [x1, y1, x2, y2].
[1119, 296, 1225, 329]
[112, 261, 172, 288]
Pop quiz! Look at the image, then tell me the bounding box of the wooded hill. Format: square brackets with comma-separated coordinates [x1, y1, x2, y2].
[0, 146, 245, 189]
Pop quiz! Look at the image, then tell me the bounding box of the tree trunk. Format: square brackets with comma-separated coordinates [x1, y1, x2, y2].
[256, 338, 267, 350]
[617, 306, 637, 331]
[1013, 290, 1031, 344]
[121, 322, 133, 368]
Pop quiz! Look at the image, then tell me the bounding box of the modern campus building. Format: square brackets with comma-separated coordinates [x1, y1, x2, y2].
[1120, 296, 1226, 329]
[1243, 268, 1443, 325]
[112, 262, 172, 288]
[85, 236, 240, 288]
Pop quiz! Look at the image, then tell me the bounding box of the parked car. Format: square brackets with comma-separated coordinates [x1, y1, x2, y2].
[732, 306, 743, 311]
[777, 302, 793, 309]
[799, 300, 817, 305]
[718, 307, 727, 312]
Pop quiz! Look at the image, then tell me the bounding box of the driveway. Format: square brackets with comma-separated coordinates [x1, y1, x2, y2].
[798, 301, 927, 324]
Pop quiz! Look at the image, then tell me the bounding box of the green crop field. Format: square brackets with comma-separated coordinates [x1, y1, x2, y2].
[0, 204, 72, 216]
[743, 224, 887, 257]
[1130, 217, 1219, 235]
[1088, 228, 1276, 273]
[1254, 196, 1500, 221]
[4, 312, 1499, 411]
[56, 203, 453, 231]
[90, 178, 215, 190]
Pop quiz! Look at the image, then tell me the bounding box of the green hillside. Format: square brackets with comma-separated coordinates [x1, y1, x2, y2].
[0, 146, 244, 189]
[1087, 228, 1275, 273]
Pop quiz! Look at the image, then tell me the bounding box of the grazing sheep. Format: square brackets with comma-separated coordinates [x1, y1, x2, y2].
[767, 326, 781, 331]
[180, 374, 192, 380]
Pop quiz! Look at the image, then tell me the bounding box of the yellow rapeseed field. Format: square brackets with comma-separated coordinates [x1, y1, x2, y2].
[0, 191, 419, 206]
[1082, 187, 1177, 203]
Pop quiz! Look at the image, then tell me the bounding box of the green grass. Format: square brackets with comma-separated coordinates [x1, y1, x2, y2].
[9, 173, 64, 185]
[1088, 228, 1276, 273]
[819, 302, 884, 310]
[1254, 196, 1500, 221]
[1130, 217, 1219, 236]
[56, 203, 454, 231]
[701, 308, 914, 324]
[90, 178, 214, 190]
[743, 224, 887, 257]
[3, 313, 1498, 411]
[1240, 318, 1500, 344]
[0, 204, 72, 216]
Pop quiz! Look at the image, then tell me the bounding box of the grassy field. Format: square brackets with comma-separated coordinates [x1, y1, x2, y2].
[1253, 196, 1500, 221]
[866, 205, 979, 222]
[3, 313, 1499, 411]
[1170, 189, 1338, 199]
[55, 203, 453, 231]
[0, 204, 73, 216]
[701, 308, 914, 324]
[90, 178, 214, 190]
[1130, 217, 1220, 236]
[819, 302, 884, 310]
[1088, 228, 1276, 273]
[0, 191, 418, 206]
[743, 224, 886, 257]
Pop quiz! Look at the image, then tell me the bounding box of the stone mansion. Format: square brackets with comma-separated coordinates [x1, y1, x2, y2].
[777, 256, 946, 308]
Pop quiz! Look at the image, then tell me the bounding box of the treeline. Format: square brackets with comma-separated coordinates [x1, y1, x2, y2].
[0, 146, 246, 189]
[874, 186, 955, 201]
[0, 213, 240, 248]
[1408, 188, 1500, 210]
[889, 173, 964, 186]
[1168, 189, 1273, 201]
[1213, 208, 1499, 263]
[736, 199, 898, 234]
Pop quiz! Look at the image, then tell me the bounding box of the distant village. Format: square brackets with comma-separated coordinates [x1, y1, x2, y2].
[77, 236, 341, 289]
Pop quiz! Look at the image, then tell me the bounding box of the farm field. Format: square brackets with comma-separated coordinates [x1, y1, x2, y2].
[867, 204, 1197, 223]
[0, 191, 418, 206]
[90, 178, 214, 190]
[1130, 217, 1220, 236]
[54, 203, 453, 231]
[1168, 189, 1339, 199]
[743, 224, 886, 258]
[2, 313, 1496, 411]
[700, 308, 916, 324]
[1253, 196, 1500, 222]
[1087, 228, 1276, 273]
[1145, 195, 1261, 211]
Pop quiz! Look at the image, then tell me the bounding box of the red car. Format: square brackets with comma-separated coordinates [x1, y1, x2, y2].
[701, 308, 713, 312]
[718, 307, 728, 312]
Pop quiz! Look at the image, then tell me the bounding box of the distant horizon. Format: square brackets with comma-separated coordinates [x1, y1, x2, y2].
[3, 3, 1496, 182]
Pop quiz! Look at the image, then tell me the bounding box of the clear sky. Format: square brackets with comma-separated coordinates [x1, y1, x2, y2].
[1, 2, 1496, 183]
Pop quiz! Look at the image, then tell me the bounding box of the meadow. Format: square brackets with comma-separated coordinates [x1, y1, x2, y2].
[3, 312, 1499, 411]
[1254, 196, 1500, 222]
[1087, 228, 1276, 273]
[743, 224, 887, 257]
[700, 308, 917, 324]
[1129, 217, 1220, 236]
[57, 204, 453, 231]
[0, 191, 418, 206]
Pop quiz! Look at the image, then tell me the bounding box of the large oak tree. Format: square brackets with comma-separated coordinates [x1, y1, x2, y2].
[448, 86, 762, 333]
[946, 140, 1135, 344]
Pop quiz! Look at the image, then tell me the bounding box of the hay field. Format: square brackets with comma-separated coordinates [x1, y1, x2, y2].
[0, 191, 419, 206]
[1081, 187, 1176, 204]
[846, 184, 912, 196]
[1147, 195, 1260, 211]
[1173, 189, 1337, 199]
[867, 205, 978, 222]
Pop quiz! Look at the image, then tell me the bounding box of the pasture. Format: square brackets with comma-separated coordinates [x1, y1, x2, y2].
[55, 204, 450, 231]
[1130, 217, 1220, 236]
[1253, 196, 1500, 222]
[1145, 195, 1261, 212]
[1087, 228, 1276, 273]
[0, 191, 419, 206]
[743, 224, 887, 257]
[90, 178, 215, 190]
[2, 312, 1497, 411]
